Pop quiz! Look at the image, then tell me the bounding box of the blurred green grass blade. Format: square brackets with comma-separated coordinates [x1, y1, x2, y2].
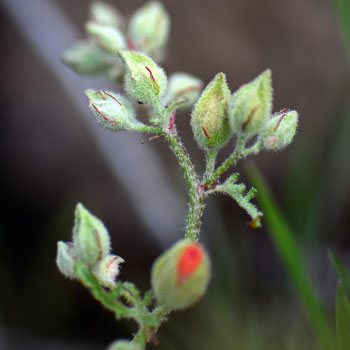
[329, 252, 350, 294]
[331, 0, 350, 59]
[246, 161, 335, 350]
[336, 283, 350, 350]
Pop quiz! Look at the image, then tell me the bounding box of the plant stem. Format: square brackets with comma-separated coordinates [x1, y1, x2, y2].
[202, 149, 217, 182]
[204, 136, 246, 186]
[167, 132, 204, 241]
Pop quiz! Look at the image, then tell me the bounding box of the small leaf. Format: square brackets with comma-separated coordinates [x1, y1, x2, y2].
[214, 178, 262, 227]
[336, 283, 350, 350]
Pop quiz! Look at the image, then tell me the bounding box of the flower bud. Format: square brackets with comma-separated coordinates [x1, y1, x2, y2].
[262, 109, 299, 151]
[191, 72, 232, 151]
[108, 340, 143, 350]
[128, 1, 170, 61]
[151, 240, 211, 311]
[86, 89, 146, 132]
[86, 21, 126, 54]
[93, 254, 125, 287]
[72, 203, 111, 267]
[56, 241, 77, 279]
[119, 51, 167, 105]
[164, 73, 203, 110]
[62, 42, 108, 75]
[90, 2, 124, 29]
[229, 69, 273, 138]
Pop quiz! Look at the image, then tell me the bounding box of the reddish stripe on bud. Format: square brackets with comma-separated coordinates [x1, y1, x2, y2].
[145, 66, 160, 92]
[126, 38, 135, 51]
[274, 113, 286, 132]
[242, 107, 257, 131]
[169, 111, 175, 133]
[103, 90, 122, 106]
[92, 105, 120, 124]
[177, 244, 203, 285]
[201, 126, 210, 140]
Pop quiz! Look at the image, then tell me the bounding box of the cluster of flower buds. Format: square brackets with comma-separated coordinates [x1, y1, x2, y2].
[151, 240, 211, 311]
[84, 50, 202, 132]
[56, 203, 124, 287]
[62, 1, 170, 80]
[191, 69, 298, 152]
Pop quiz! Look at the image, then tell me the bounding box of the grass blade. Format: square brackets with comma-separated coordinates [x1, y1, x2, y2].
[336, 283, 350, 350]
[246, 161, 335, 350]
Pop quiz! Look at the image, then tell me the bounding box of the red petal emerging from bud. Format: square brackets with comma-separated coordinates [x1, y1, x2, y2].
[177, 244, 203, 285]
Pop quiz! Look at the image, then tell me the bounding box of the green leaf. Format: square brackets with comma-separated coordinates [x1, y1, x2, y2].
[336, 283, 350, 350]
[213, 173, 262, 227]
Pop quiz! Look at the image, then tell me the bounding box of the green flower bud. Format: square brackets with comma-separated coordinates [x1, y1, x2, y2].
[93, 254, 125, 287]
[61, 42, 109, 75]
[151, 239, 211, 311]
[90, 2, 124, 29]
[128, 1, 170, 61]
[108, 340, 143, 350]
[191, 72, 232, 151]
[86, 21, 126, 54]
[229, 69, 273, 138]
[164, 73, 203, 110]
[56, 241, 77, 279]
[119, 51, 167, 105]
[262, 109, 299, 151]
[86, 89, 146, 132]
[72, 203, 111, 267]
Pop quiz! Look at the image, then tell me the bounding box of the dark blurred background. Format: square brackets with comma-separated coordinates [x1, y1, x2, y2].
[0, 0, 349, 349]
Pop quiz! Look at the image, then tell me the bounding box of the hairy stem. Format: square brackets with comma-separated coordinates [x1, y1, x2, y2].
[205, 136, 246, 186]
[167, 132, 204, 241]
[202, 149, 217, 182]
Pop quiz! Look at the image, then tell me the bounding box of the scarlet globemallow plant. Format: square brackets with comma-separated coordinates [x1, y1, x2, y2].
[56, 2, 298, 349]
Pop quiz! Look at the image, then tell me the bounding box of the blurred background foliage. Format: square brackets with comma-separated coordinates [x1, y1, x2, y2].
[0, 0, 349, 349]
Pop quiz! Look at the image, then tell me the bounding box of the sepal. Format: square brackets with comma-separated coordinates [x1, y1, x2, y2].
[86, 21, 127, 54]
[119, 51, 167, 106]
[61, 42, 108, 75]
[164, 73, 202, 110]
[93, 254, 125, 287]
[86, 89, 147, 132]
[128, 1, 170, 61]
[56, 241, 77, 279]
[191, 72, 231, 151]
[229, 69, 273, 138]
[90, 2, 124, 29]
[108, 340, 143, 350]
[151, 239, 211, 311]
[262, 109, 298, 151]
[72, 203, 111, 267]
